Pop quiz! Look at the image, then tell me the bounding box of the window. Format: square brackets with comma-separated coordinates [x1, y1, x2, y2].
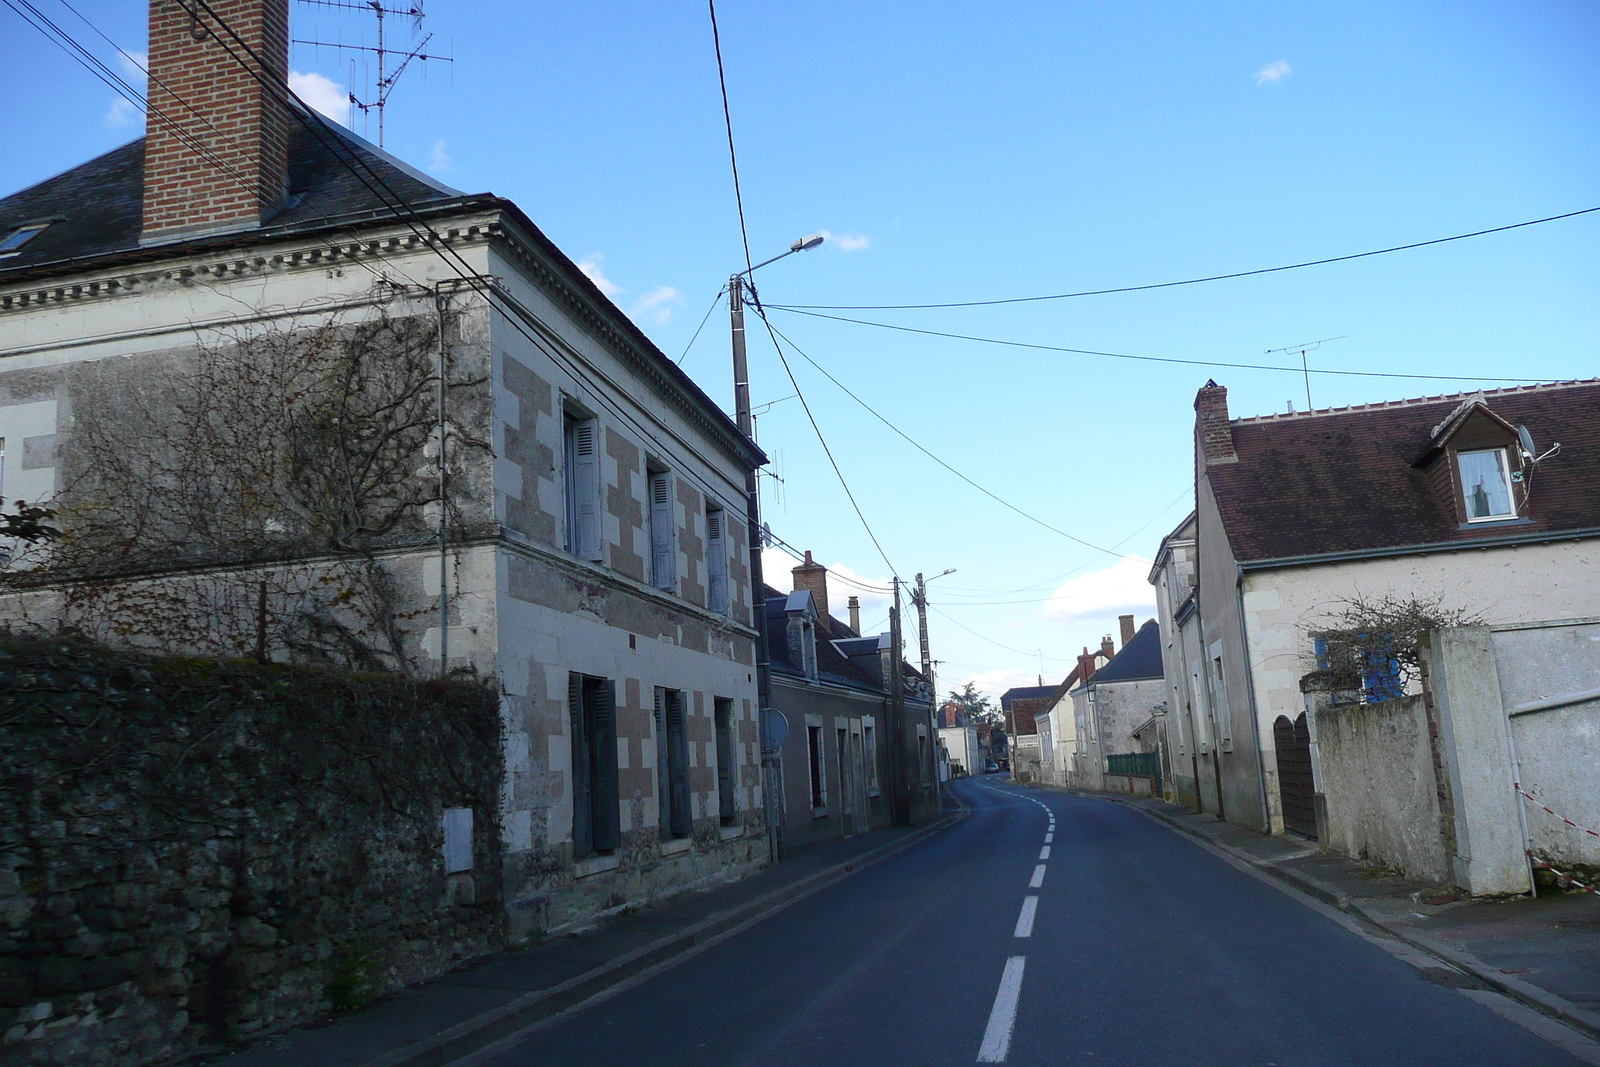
[807, 723, 826, 810]
[713, 697, 737, 826]
[648, 467, 676, 591]
[654, 688, 690, 838]
[442, 808, 474, 873]
[705, 506, 730, 615]
[1457, 448, 1516, 521]
[568, 673, 620, 857]
[917, 725, 929, 787]
[0, 224, 47, 257]
[862, 719, 880, 796]
[563, 411, 601, 560]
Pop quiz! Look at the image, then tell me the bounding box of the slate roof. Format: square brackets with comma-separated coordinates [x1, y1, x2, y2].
[0, 124, 460, 280]
[1211, 381, 1600, 563]
[1088, 619, 1164, 683]
[762, 588, 882, 693]
[999, 685, 1058, 711]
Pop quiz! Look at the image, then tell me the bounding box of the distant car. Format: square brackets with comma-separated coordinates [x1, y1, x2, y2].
[985, 761, 999, 773]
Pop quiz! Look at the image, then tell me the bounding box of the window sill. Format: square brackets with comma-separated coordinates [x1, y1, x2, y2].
[811, 807, 828, 819]
[658, 838, 692, 856]
[1459, 517, 1532, 530]
[719, 824, 745, 840]
[574, 853, 620, 879]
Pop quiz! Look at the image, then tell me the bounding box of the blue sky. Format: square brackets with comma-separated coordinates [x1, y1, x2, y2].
[3, 1, 1597, 698]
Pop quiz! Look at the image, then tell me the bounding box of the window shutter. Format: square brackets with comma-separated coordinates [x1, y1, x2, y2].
[706, 508, 728, 615]
[668, 690, 691, 837]
[568, 673, 592, 857]
[649, 471, 675, 590]
[591, 679, 621, 851]
[714, 699, 736, 821]
[654, 688, 673, 839]
[574, 420, 601, 561]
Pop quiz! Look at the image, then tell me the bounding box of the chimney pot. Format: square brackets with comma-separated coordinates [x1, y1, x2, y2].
[1119, 614, 1136, 649]
[847, 595, 861, 635]
[1101, 635, 1115, 657]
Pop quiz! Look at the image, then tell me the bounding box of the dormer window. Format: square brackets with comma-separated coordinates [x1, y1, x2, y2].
[0, 223, 49, 257]
[1457, 448, 1515, 521]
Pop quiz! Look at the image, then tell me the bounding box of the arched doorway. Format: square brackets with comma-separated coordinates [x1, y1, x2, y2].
[1274, 712, 1316, 838]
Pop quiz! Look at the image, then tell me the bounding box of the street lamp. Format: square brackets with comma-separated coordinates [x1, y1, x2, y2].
[730, 235, 824, 865]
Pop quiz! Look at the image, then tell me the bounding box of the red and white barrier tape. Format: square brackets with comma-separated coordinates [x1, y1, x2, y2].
[1528, 856, 1597, 894]
[1515, 784, 1600, 839]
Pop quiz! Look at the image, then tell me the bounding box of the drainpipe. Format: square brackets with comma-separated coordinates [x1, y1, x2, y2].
[1235, 566, 1272, 834]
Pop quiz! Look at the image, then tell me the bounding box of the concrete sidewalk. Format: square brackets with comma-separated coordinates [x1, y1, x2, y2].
[1054, 785, 1600, 1043]
[196, 810, 963, 1067]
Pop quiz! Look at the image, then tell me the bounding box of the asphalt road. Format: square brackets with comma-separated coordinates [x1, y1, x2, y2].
[473, 778, 1595, 1067]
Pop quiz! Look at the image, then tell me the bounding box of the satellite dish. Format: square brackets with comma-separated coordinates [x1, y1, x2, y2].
[1517, 424, 1536, 460]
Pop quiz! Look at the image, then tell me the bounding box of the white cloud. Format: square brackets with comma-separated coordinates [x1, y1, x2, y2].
[289, 70, 348, 123]
[819, 229, 870, 252]
[117, 50, 147, 80]
[103, 95, 141, 128]
[1042, 556, 1156, 622]
[630, 285, 682, 326]
[576, 254, 623, 298]
[760, 547, 894, 632]
[1255, 60, 1291, 86]
[428, 138, 452, 174]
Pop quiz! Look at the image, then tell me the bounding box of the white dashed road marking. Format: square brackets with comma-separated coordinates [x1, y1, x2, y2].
[1044, 832, 1053, 843]
[977, 956, 1027, 1062]
[1038, 846, 1051, 860]
[1013, 895, 1038, 938]
[1029, 864, 1046, 888]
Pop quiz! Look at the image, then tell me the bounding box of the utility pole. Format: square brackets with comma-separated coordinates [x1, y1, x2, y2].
[889, 578, 909, 826]
[913, 572, 932, 688]
[730, 275, 780, 863]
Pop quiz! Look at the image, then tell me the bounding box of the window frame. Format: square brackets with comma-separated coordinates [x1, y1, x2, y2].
[862, 717, 880, 797]
[1455, 446, 1518, 523]
[647, 466, 677, 592]
[705, 505, 730, 615]
[569, 673, 620, 858]
[563, 409, 602, 561]
[654, 687, 691, 839]
[0, 223, 48, 257]
[713, 696, 737, 826]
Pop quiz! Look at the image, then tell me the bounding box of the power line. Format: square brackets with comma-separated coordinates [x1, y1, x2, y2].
[767, 207, 1600, 311]
[748, 293, 899, 576]
[760, 315, 1137, 559]
[706, 0, 752, 276]
[767, 306, 1549, 384]
[677, 285, 726, 366]
[928, 604, 1078, 664]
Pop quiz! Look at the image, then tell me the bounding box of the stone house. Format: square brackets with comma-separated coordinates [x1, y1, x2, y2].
[1067, 620, 1164, 792]
[763, 552, 940, 854]
[0, 0, 767, 944]
[1171, 378, 1600, 842]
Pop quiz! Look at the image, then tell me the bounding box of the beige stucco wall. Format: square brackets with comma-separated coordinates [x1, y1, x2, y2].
[1239, 539, 1600, 834]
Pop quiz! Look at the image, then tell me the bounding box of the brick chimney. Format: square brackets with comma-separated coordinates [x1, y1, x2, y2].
[1101, 635, 1115, 657]
[791, 551, 829, 627]
[142, 0, 291, 242]
[1195, 380, 1237, 465]
[847, 595, 860, 635]
[1119, 614, 1136, 649]
[1078, 647, 1097, 685]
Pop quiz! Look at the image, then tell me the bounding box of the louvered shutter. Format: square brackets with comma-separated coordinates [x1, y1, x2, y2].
[714, 699, 736, 821]
[668, 690, 691, 837]
[649, 471, 675, 590]
[568, 673, 592, 857]
[591, 679, 621, 851]
[574, 420, 601, 561]
[654, 689, 673, 839]
[705, 508, 728, 614]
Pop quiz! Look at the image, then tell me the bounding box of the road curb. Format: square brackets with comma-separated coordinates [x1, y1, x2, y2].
[1069, 788, 1600, 1044]
[362, 808, 968, 1067]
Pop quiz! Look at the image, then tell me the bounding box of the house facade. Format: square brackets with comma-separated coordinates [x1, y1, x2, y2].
[0, 0, 767, 941]
[1178, 378, 1600, 839]
[1067, 620, 1165, 793]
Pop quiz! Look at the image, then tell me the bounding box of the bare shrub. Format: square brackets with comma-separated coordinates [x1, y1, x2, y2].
[1303, 592, 1484, 699]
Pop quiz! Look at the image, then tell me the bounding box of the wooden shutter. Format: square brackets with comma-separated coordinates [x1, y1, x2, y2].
[573, 419, 601, 561]
[714, 699, 736, 821]
[591, 679, 621, 851]
[705, 508, 728, 614]
[649, 470, 675, 590]
[654, 688, 673, 839]
[667, 690, 691, 837]
[568, 672, 592, 857]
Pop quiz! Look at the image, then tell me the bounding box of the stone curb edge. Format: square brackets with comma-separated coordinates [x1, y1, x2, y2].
[1079, 789, 1600, 1045]
[362, 805, 969, 1067]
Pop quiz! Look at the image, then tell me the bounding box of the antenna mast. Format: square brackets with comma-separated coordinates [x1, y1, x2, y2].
[293, 0, 453, 147]
[1265, 335, 1348, 412]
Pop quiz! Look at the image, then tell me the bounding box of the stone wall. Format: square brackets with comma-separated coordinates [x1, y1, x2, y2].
[0, 637, 503, 1066]
[1311, 694, 1452, 883]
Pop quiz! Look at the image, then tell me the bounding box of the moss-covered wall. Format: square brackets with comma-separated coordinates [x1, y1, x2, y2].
[0, 637, 503, 1065]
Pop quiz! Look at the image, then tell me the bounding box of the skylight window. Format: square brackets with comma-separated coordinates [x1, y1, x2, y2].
[1458, 448, 1516, 521]
[0, 223, 48, 256]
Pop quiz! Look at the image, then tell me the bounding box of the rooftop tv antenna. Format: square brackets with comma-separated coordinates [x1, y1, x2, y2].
[1265, 335, 1348, 412]
[293, 1, 453, 147]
